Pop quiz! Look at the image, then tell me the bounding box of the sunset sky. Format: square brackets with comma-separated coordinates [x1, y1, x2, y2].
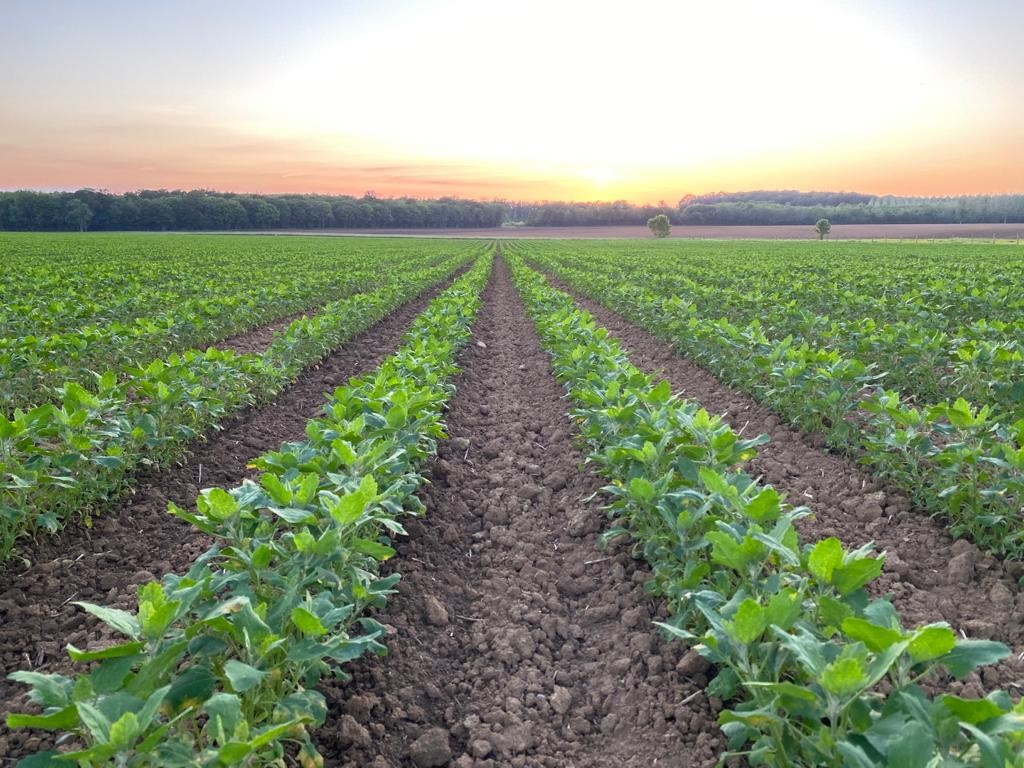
[2, 0, 1021, 202]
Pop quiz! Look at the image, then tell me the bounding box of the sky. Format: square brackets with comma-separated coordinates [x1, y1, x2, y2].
[1, 0, 1022, 202]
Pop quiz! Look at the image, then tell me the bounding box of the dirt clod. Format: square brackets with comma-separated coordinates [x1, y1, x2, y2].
[422, 595, 449, 626]
[407, 728, 452, 767]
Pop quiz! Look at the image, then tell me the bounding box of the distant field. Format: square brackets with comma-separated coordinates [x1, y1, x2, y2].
[240, 222, 1024, 239]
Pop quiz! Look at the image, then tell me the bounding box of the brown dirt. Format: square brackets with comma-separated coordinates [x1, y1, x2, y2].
[0, 274, 463, 763]
[216, 223, 1024, 240]
[315, 257, 723, 767]
[546, 274, 1024, 700]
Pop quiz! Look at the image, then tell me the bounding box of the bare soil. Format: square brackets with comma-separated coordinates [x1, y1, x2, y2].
[316, 257, 722, 767]
[547, 274, 1024, 701]
[224, 223, 1024, 240]
[0, 274, 461, 762]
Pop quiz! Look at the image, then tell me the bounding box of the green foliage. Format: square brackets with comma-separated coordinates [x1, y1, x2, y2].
[648, 214, 671, 238]
[815, 218, 832, 239]
[516, 239, 1024, 560]
[6, 254, 492, 765]
[0, 236, 485, 562]
[506, 250, 1024, 767]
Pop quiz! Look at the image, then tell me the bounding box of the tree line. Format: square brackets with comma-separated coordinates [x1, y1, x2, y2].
[0, 190, 505, 232]
[510, 194, 1024, 226]
[1, 188, 1022, 231]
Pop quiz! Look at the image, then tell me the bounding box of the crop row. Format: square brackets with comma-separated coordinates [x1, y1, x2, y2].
[515, 242, 1024, 560]
[507, 252, 1024, 767]
[0, 234, 477, 337]
[530, 242, 1024, 421]
[5, 252, 492, 766]
[1, 235, 484, 413]
[0, 250, 478, 562]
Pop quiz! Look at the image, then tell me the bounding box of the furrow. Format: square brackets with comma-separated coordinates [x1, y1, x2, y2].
[316, 256, 723, 767]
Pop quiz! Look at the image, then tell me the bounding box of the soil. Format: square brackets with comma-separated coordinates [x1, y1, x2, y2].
[210, 223, 1024, 241]
[0, 273, 462, 762]
[315, 257, 723, 767]
[545, 273, 1024, 700]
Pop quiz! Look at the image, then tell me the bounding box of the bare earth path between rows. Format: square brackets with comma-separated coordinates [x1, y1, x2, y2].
[316, 257, 722, 768]
[546, 273, 1024, 699]
[0, 272, 463, 761]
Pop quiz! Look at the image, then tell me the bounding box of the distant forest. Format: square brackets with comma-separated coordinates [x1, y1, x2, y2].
[1, 188, 1023, 231]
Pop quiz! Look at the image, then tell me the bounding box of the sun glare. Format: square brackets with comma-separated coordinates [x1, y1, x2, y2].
[238, 0, 969, 199]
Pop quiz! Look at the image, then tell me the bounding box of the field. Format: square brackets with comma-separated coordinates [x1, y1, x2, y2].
[245, 222, 1024, 240]
[1, 233, 1023, 767]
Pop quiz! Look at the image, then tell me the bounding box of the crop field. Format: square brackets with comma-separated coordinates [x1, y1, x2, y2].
[2, 234, 1024, 767]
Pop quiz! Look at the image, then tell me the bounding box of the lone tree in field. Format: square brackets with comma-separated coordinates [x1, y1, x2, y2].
[648, 214, 671, 238]
[815, 217, 832, 240]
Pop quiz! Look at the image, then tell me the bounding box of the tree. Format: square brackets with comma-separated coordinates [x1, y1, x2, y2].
[647, 213, 671, 238]
[815, 217, 831, 240]
[65, 199, 94, 231]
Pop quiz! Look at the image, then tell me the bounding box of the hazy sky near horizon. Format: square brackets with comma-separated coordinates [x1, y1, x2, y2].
[2, 0, 1022, 201]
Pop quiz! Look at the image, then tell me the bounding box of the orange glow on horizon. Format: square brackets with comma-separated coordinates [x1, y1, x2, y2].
[2, 0, 1022, 202]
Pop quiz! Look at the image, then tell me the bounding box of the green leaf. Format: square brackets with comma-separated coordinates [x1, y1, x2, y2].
[885, 720, 934, 768]
[351, 537, 395, 561]
[820, 656, 866, 698]
[808, 537, 843, 583]
[270, 507, 316, 524]
[743, 486, 781, 523]
[11, 751, 64, 767]
[941, 693, 1009, 725]
[73, 602, 140, 639]
[836, 742, 877, 768]
[765, 589, 802, 632]
[6, 671, 71, 708]
[331, 473, 379, 526]
[260, 473, 291, 506]
[251, 543, 273, 569]
[138, 582, 179, 641]
[726, 599, 767, 644]
[218, 742, 253, 763]
[817, 595, 853, 633]
[291, 607, 328, 638]
[649, 379, 672, 404]
[166, 664, 215, 714]
[629, 476, 656, 502]
[108, 711, 141, 749]
[294, 473, 320, 506]
[248, 719, 302, 748]
[743, 680, 817, 703]
[67, 640, 146, 662]
[223, 660, 266, 693]
[202, 487, 239, 521]
[6, 705, 78, 731]
[292, 529, 316, 552]
[75, 701, 112, 742]
[698, 467, 734, 498]
[386, 404, 408, 428]
[841, 617, 905, 653]
[331, 439, 358, 465]
[833, 556, 883, 595]
[907, 625, 957, 664]
[0, 415, 18, 439]
[205, 692, 244, 741]
[90, 656, 137, 694]
[939, 639, 1010, 678]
